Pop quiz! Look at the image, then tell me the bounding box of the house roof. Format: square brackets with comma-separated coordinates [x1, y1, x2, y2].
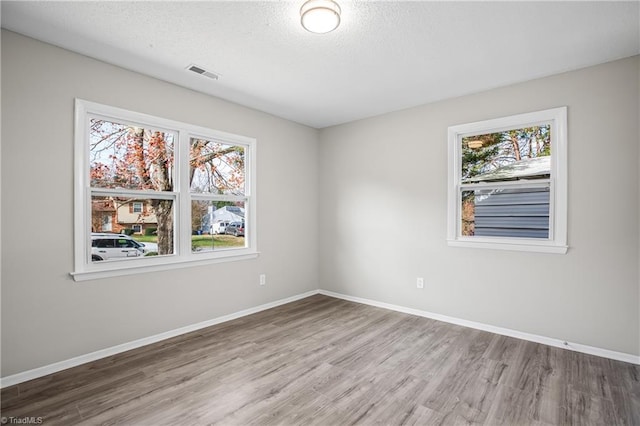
[464, 156, 551, 183]
[214, 205, 245, 219]
[92, 200, 115, 212]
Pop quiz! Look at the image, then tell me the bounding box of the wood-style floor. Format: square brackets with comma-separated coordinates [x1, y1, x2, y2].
[2, 295, 639, 425]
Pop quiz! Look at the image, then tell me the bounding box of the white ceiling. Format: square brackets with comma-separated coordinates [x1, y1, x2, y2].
[2, 1, 639, 129]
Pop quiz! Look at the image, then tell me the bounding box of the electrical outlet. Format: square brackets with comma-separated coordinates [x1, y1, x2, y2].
[416, 277, 424, 289]
[259, 274, 266, 286]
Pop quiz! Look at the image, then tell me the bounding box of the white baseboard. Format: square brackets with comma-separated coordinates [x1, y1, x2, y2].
[3, 288, 637, 388]
[318, 289, 640, 365]
[0, 290, 319, 388]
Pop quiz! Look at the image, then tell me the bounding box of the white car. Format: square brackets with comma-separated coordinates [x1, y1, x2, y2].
[91, 233, 158, 261]
[211, 221, 230, 235]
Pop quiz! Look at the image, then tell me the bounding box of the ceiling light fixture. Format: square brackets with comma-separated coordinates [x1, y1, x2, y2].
[300, 0, 341, 34]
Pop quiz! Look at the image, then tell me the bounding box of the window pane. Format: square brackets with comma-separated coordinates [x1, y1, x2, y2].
[91, 196, 174, 259]
[461, 125, 551, 183]
[190, 138, 245, 195]
[461, 187, 550, 238]
[191, 200, 246, 252]
[90, 119, 175, 191]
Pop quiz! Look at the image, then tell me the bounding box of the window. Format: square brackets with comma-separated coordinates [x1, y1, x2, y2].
[73, 99, 257, 281]
[189, 137, 248, 252]
[447, 107, 567, 253]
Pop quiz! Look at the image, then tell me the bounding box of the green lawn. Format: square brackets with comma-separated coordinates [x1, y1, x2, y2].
[135, 234, 157, 243]
[134, 234, 244, 249]
[192, 234, 245, 249]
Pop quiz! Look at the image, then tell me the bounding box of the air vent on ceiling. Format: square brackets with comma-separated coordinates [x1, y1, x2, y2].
[186, 64, 220, 80]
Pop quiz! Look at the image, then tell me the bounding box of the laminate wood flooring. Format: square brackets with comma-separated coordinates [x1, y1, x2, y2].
[2, 295, 639, 425]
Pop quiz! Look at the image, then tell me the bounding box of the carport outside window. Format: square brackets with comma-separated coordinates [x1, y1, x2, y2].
[447, 107, 567, 254]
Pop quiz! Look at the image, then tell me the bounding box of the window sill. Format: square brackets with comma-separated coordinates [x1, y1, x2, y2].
[71, 251, 260, 282]
[447, 239, 567, 254]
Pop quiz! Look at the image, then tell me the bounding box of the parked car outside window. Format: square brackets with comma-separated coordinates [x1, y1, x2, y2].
[91, 233, 158, 261]
[225, 222, 245, 237]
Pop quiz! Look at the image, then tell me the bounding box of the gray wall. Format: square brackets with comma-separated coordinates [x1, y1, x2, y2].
[1, 31, 319, 376]
[319, 56, 640, 356]
[2, 30, 639, 379]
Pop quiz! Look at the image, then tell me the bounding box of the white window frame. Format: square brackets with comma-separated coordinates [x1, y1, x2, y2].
[447, 107, 567, 254]
[72, 99, 258, 281]
[132, 202, 143, 213]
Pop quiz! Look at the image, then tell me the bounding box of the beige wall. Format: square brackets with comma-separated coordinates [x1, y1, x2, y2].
[319, 55, 640, 356]
[1, 31, 319, 376]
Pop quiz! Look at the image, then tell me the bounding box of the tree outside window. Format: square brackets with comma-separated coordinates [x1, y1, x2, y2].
[74, 99, 257, 280]
[447, 107, 567, 254]
[461, 125, 551, 237]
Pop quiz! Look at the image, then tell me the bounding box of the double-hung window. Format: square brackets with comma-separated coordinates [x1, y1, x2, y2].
[73, 99, 257, 281]
[447, 107, 567, 253]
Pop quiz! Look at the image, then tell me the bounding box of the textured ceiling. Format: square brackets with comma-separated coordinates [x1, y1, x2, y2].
[2, 1, 639, 128]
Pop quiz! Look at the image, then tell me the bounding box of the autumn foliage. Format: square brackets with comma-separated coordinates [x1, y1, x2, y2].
[90, 119, 245, 255]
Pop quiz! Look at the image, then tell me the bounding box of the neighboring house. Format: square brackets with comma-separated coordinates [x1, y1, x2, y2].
[116, 201, 158, 234]
[91, 199, 158, 234]
[91, 199, 116, 232]
[207, 205, 245, 232]
[464, 156, 551, 238]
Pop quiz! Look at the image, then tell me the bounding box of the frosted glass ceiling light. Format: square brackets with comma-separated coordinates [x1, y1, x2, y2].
[300, 0, 341, 34]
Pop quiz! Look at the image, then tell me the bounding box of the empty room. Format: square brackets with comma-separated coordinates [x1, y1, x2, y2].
[1, 1, 639, 425]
